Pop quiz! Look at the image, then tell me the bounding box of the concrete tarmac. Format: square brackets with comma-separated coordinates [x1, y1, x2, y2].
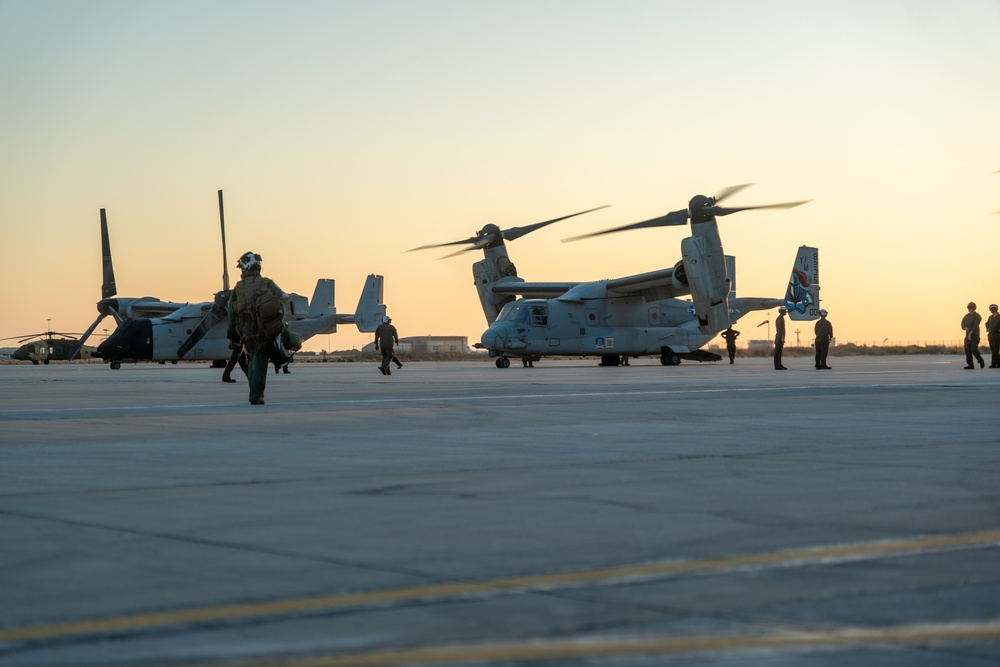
[1, 355, 999, 666]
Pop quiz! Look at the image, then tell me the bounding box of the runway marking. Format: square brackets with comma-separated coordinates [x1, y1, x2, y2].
[164, 620, 1000, 666]
[3, 529, 999, 644]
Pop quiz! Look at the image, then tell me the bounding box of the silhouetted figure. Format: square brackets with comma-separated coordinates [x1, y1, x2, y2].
[814, 309, 833, 370]
[374, 315, 399, 376]
[721, 327, 740, 364]
[221, 333, 248, 383]
[228, 251, 284, 404]
[961, 302, 985, 369]
[774, 307, 787, 370]
[987, 304, 1000, 369]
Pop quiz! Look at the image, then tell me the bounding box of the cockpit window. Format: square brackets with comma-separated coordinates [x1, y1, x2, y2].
[529, 304, 548, 326]
[496, 302, 529, 324]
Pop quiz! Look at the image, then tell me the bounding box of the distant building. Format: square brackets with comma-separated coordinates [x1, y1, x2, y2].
[362, 335, 472, 355]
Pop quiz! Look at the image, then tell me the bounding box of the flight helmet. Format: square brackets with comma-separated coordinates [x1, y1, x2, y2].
[237, 252, 261, 271]
[819, 309, 828, 316]
[778, 306, 787, 313]
[382, 315, 392, 323]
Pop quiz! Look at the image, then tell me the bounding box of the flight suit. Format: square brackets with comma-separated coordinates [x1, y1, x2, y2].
[721, 327, 740, 364]
[774, 314, 787, 370]
[228, 269, 284, 404]
[961, 310, 984, 369]
[814, 317, 833, 369]
[985, 310, 1000, 368]
[374, 322, 399, 375]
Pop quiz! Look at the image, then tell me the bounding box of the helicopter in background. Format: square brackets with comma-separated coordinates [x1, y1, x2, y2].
[413, 185, 819, 367]
[2, 331, 97, 364]
[69, 191, 386, 369]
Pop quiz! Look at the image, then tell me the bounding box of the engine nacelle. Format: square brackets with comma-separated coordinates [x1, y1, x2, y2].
[671, 260, 688, 293]
[680, 234, 731, 333]
[473, 254, 521, 323]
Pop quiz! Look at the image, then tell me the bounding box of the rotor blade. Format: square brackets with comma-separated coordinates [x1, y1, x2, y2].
[219, 190, 230, 292]
[502, 205, 610, 242]
[439, 244, 482, 259]
[176, 308, 225, 359]
[407, 235, 481, 252]
[713, 183, 755, 204]
[100, 209, 117, 300]
[67, 314, 106, 362]
[562, 209, 689, 243]
[712, 200, 812, 216]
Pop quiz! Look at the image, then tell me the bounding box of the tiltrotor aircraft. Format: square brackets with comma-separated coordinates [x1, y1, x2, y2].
[413, 185, 819, 367]
[69, 191, 386, 369]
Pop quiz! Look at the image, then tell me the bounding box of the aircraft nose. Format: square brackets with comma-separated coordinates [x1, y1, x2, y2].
[481, 322, 527, 351]
[480, 325, 502, 350]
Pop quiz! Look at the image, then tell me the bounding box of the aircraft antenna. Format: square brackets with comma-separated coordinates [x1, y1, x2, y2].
[219, 190, 230, 292]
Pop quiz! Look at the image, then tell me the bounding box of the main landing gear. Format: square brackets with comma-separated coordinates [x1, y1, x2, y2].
[495, 356, 511, 368]
[660, 348, 681, 366]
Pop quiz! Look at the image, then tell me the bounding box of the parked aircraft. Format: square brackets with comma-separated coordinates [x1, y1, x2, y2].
[69, 192, 386, 369]
[1, 331, 97, 364]
[413, 186, 818, 367]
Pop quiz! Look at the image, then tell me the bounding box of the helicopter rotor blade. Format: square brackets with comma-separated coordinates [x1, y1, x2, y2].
[409, 206, 609, 254]
[66, 314, 107, 362]
[711, 200, 812, 217]
[562, 209, 689, 243]
[501, 205, 611, 242]
[100, 209, 117, 300]
[176, 296, 229, 359]
[219, 190, 230, 292]
[439, 244, 484, 259]
[713, 183, 755, 205]
[407, 236, 481, 253]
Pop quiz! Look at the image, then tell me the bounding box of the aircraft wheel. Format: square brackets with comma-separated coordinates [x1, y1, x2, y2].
[600, 354, 621, 366]
[43, 359, 50, 365]
[31, 359, 39, 365]
[110, 361, 121, 370]
[171, 360, 178, 365]
[496, 357, 511, 369]
[660, 351, 681, 366]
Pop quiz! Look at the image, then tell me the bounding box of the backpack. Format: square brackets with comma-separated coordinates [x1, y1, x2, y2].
[233, 274, 285, 344]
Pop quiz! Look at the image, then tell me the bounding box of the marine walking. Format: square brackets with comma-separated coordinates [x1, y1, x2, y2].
[227, 251, 285, 404]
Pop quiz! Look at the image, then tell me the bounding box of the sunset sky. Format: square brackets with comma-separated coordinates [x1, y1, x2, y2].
[2, 1, 998, 354]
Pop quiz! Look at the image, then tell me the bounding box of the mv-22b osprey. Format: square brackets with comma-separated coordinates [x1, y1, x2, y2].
[413, 185, 819, 368]
[69, 191, 385, 368]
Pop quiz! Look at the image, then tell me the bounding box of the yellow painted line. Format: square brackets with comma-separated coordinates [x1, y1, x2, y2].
[170, 621, 1000, 667]
[3, 530, 999, 644]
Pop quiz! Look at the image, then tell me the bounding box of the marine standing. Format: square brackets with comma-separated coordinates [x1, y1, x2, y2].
[814, 309, 833, 370]
[374, 315, 399, 376]
[961, 302, 985, 370]
[721, 327, 740, 364]
[773, 307, 787, 370]
[227, 252, 284, 404]
[986, 303, 1000, 369]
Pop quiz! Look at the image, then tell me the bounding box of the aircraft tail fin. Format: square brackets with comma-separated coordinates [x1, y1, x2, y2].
[728, 246, 820, 322]
[351, 274, 386, 332]
[309, 279, 336, 318]
[786, 246, 820, 320]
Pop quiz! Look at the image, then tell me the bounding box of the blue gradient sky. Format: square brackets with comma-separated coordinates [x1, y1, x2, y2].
[2, 1, 998, 352]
